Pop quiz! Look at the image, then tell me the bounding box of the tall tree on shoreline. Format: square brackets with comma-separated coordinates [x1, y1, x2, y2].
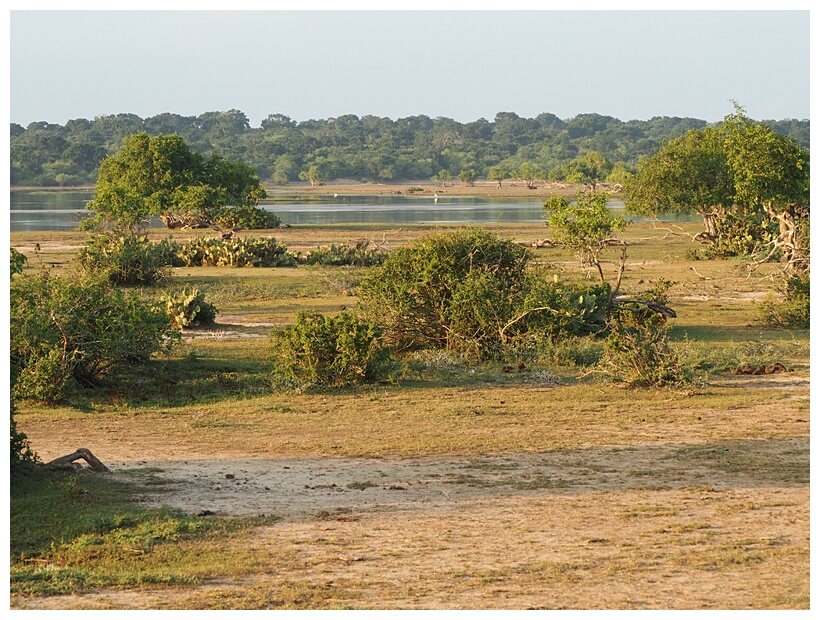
[85, 132, 266, 231]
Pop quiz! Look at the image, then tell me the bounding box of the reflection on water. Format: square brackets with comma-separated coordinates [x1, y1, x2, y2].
[10, 190, 694, 232]
[10, 190, 95, 232]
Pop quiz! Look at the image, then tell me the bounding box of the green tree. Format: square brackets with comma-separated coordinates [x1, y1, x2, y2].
[606, 161, 634, 185]
[563, 151, 613, 190]
[432, 169, 453, 186]
[458, 169, 478, 187]
[299, 164, 324, 186]
[623, 126, 734, 243]
[487, 165, 510, 189]
[543, 192, 627, 283]
[625, 108, 809, 261]
[85, 132, 266, 231]
[723, 108, 810, 268]
[516, 162, 543, 189]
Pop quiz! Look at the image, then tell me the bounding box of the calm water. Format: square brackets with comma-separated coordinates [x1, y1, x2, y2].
[10, 190, 96, 232]
[10, 190, 692, 232]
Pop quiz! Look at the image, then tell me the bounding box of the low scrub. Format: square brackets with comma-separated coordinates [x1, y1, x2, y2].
[600, 320, 690, 388]
[162, 287, 218, 329]
[359, 228, 609, 359]
[270, 311, 393, 389]
[298, 243, 389, 267]
[758, 270, 809, 329]
[77, 233, 176, 285]
[10, 271, 178, 403]
[214, 205, 281, 230]
[10, 383, 38, 475]
[174, 236, 297, 267]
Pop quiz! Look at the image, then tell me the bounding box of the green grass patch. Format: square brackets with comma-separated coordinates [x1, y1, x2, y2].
[10, 468, 279, 597]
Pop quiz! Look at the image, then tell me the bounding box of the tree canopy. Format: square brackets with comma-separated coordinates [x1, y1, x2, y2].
[85, 132, 266, 230]
[10, 109, 809, 188]
[623, 108, 809, 260]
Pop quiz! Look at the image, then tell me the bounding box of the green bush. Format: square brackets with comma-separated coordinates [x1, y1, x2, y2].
[514, 269, 610, 339]
[600, 321, 690, 388]
[10, 248, 26, 276]
[77, 234, 177, 285]
[270, 311, 393, 389]
[298, 243, 389, 267]
[758, 270, 809, 328]
[359, 229, 610, 359]
[214, 205, 281, 230]
[10, 398, 38, 475]
[162, 288, 218, 329]
[10, 271, 178, 403]
[174, 236, 297, 267]
[359, 228, 531, 357]
[10, 254, 38, 474]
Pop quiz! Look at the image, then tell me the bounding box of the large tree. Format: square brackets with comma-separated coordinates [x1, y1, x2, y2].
[562, 151, 613, 190]
[516, 161, 544, 189]
[623, 126, 734, 243]
[723, 110, 809, 268]
[85, 132, 266, 230]
[624, 109, 809, 262]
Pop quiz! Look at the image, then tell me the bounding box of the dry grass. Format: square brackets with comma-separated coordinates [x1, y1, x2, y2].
[10, 218, 810, 610]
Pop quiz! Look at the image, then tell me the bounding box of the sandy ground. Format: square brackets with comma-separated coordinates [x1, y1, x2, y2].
[14, 416, 810, 609]
[265, 180, 593, 199]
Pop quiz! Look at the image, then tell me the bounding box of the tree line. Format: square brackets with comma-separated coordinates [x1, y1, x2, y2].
[10, 109, 809, 188]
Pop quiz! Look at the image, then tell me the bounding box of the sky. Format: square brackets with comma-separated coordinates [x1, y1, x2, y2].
[6, 5, 813, 128]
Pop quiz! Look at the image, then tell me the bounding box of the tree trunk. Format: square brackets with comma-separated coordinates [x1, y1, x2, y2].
[695, 209, 720, 244]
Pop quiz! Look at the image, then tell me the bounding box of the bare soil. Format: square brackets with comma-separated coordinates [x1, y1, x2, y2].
[15, 376, 810, 609]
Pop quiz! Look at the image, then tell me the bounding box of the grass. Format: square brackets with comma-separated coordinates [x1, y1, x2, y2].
[10, 468, 279, 597]
[10, 220, 810, 609]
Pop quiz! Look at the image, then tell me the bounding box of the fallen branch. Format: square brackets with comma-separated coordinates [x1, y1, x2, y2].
[41, 448, 111, 473]
[612, 297, 677, 319]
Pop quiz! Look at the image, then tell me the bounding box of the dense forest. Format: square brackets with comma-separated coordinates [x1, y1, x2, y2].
[9, 110, 810, 188]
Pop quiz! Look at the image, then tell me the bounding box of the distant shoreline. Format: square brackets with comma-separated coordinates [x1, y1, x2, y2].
[11, 181, 618, 200]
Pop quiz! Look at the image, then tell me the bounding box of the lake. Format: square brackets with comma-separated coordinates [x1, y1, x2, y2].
[9, 190, 692, 232]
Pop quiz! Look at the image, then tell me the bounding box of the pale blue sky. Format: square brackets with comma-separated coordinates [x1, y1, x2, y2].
[8, 8, 811, 127]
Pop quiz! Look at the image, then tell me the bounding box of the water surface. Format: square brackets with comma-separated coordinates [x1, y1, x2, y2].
[10, 190, 693, 232]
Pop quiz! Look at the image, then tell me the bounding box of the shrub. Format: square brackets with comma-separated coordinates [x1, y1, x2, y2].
[10, 398, 38, 475]
[77, 233, 176, 285]
[360, 229, 611, 359]
[513, 269, 610, 340]
[10, 253, 38, 474]
[270, 311, 393, 389]
[162, 288, 218, 329]
[174, 236, 297, 268]
[298, 243, 389, 267]
[758, 270, 809, 328]
[600, 321, 690, 388]
[10, 271, 178, 403]
[214, 205, 281, 230]
[359, 228, 531, 357]
[542, 191, 627, 281]
[10, 248, 26, 276]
